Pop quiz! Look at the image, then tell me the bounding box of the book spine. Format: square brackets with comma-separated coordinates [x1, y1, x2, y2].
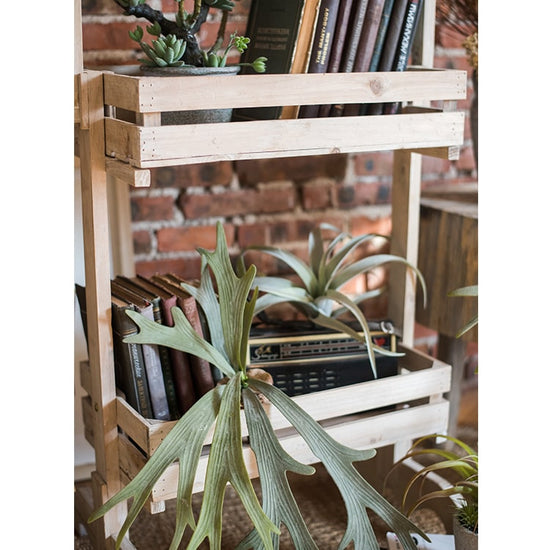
[343, 0, 386, 116]
[330, 0, 370, 117]
[365, 0, 408, 115]
[111, 303, 153, 418]
[159, 295, 197, 414]
[233, 0, 307, 121]
[138, 304, 171, 420]
[383, 0, 424, 114]
[392, 0, 423, 71]
[299, 0, 341, 119]
[178, 295, 216, 397]
[368, 0, 395, 72]
[317, 0, 355, 117]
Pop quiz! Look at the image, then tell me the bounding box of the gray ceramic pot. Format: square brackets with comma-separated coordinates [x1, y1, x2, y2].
[453, 516, 478, 550]
[140, 65, 241, 125]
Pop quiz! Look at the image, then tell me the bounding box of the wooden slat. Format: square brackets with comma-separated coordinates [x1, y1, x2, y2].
[105, 158, 150, 187]
[80, 360, 91, 395]
[117, 345, 451, 455]
[105, 111, 464, 168]
[104, 70, 467, 113]
[118, 401, 449, 500]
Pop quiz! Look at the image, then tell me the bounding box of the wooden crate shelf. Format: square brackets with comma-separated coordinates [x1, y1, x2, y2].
[101, 69, 466, 168]
[82, 345, 451, 503]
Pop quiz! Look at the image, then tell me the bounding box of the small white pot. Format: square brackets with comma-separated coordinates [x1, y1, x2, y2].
[453, 515, 478, 550]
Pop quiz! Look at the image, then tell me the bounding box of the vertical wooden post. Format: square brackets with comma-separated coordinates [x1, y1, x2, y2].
[78, 69, 128, 548]
[389, 150, 422, 347]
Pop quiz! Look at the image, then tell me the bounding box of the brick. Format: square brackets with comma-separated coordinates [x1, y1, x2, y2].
[131, 196, 174, 222]
[268, 220, 299, 244]
[180, 189, 258, 218]
[82, 22, 138, 51]
[157, 225, 219, 253]
[353, 182, 390, 205]
[133, 230, 152, 255]
[237, 223, 270, 248]
[150, 162, 234, 189]
[301, 179, 334, 210]
[354, 152, 393, 177]
[135, 256, 203, 280]
[82, 0, 121, 15]
[236, 155, 347, 186]
[258, 182, 297, 213]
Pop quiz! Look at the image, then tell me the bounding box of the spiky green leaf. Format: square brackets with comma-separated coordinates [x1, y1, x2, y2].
[249, 379, 428, 550]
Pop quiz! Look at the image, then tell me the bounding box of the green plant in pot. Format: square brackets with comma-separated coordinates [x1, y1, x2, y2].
[89, 222, 429, 550]
[385, 434, 478, 550]
[115, 0, 267, 72]
[240, 223, 427, 377]
[115, 0, 267, 123]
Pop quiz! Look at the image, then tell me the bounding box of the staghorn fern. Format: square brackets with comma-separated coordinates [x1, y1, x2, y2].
[241, 223, 427, 377]
[88, 221, 428, 550]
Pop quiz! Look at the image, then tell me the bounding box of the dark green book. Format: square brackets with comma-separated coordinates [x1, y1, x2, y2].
[233, 0, 314, 121]
[111, 296, 153, 419]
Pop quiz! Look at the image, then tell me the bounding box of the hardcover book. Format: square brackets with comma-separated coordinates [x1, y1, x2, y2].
[330, 0, 370, 117]
[365, 0, 408, 115]
[383, 0, 424, 114]
[342, 0, 386, 116]
[111, 295, 153, 419]
[233, 0, 320, 121]
[298, 0, 341, 119]
[111, 281, 171, 421]
[114, 276, 180, 419]
[134, 275, 197, 415]
[151, 274, 216, 397]
[317, 0, 355, 117]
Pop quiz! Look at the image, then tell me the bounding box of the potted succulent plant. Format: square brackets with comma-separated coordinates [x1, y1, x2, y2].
[113, 0, 266, 72]
[385, 434, 478, 550]
[88, 222, 429, 550]
[113, 0, 267, 123]
[240, 223, 427, 377]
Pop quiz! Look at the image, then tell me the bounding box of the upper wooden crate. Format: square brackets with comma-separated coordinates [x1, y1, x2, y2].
[101, 69, 467, 168]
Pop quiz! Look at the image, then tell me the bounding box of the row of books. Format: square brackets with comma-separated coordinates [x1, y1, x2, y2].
[236, 0, 424, 120]
[77, 274, 217, 421]
[76, 274, 400, 419]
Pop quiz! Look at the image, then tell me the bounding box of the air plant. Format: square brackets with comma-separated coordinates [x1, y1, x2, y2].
[88, 222, 428, 550]
[385, 434, 478, 534]
[241, 223, 426, 377]
[448, 285, 478, 338]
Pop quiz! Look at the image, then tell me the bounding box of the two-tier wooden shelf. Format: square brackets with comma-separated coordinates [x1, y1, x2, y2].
[74, 60, 467, 548]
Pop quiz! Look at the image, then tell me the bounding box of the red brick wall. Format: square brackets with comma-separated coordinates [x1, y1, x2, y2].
[79, 0, 477, 322]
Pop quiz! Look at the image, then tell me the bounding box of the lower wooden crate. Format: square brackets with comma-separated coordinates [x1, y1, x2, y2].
[97, 345, 451, 502]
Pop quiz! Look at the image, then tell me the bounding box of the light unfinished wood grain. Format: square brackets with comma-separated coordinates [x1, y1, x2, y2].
[105, 112, 464, 168]
[104, 70, 466, 113]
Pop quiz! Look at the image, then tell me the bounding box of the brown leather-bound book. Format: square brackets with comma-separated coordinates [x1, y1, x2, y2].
[115, 275, 180, 419]
[111, 280, 171, 421]
[134, 274, 197, 415]
[151, 275, 216, 398]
